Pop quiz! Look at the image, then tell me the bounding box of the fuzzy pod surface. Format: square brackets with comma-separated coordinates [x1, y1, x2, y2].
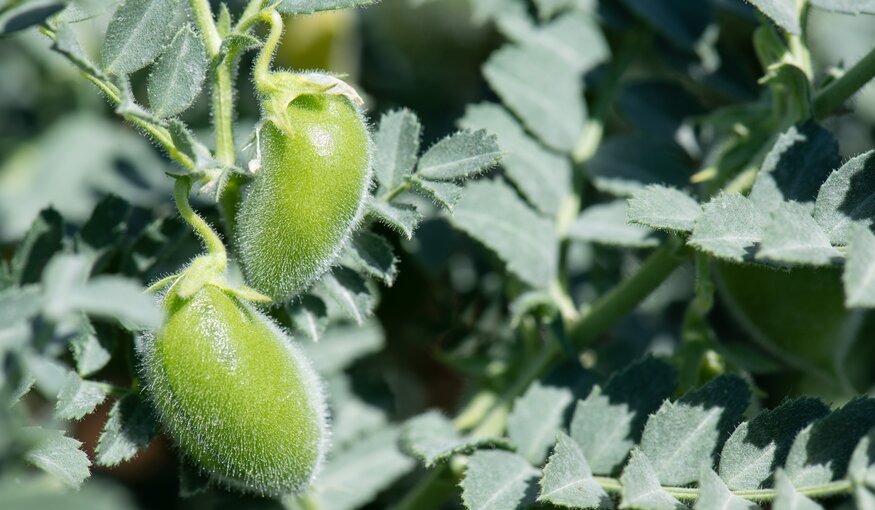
[140, 284, 328, 495]
[236, 94, 371, 301]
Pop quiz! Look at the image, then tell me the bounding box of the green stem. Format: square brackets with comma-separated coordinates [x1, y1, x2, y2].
[173, 177, 227, 265]
[84, 72, 194, 170]
[814, 45, 875, 119]
[380, 182, 412, 203]
[468, 342, 559, 437]
[592, 476, 851, 503]
[188, 0, 221, 56]
[188, 0, 236, 168]
[388, 466, 459, 510]
[568, 237, 687, 349]
[254, 9, 284, 92]
[236, 0, 267, 33]
[213, 62, 237, 167]
[41, 27, 195, 171]
[572, 28, 649, 164]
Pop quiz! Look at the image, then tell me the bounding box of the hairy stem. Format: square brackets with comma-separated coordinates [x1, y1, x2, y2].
[188, 0, 221, 55]
[253, 9, 284, 92]
[213, 62, 237, 167]
[173, 177, 227, 266]
[188, 0, 237, 168]
[814, 45, 875, 119]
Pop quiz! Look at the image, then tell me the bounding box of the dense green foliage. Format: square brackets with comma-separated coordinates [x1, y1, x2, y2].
[4, 0, 875, 509]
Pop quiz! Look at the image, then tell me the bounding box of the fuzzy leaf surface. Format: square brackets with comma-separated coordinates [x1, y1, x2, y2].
[568, 200, 659, 248]
[539, 431, 611, 509]
[814, 151, 875, 245]
[695, 468, 757, 510]
[627, 185, 701, 233]
[689, 193, 768, 262]
[462, 450, 540, 510]
[639, 375, 750, 485]
[756, 201, 841, 266]
[23, 427, 91, 489]
[785, 397, 875, 487]
[619, 449, 683, 510]
[55, 372, 108, 420]
[95, 394, 157, 466]
[483, 43, 585, 153]
[845, 225, 875, 307]
[401, 411, 511, 467]
[507, 382, 573, 465]
[450, 179, 557, 288]
[417, 129, 500, 181]
[147, 24, 207, 118]
[570, 357, 677, 475]
[101, 0, 182, 75]
[460, 102, 572, 215]
[749, 122, 840, 212]
[718, 397, 829, 490]
[373, 109, 421, 190]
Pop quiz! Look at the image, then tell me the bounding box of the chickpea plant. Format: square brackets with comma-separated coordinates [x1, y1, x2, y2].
[5, 0, 875, 509]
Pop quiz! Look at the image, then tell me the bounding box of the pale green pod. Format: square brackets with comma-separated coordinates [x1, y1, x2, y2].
[139, 284, 328, 496]
[236, 93, 371, 301]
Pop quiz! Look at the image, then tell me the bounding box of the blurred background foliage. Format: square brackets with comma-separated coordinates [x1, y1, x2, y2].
[3, 0, 875, 508]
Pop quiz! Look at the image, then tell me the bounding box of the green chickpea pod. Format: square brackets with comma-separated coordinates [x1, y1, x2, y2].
[235, 10, 371, 302]
[140, 283, 328, 495]
[140, 178, 328, 496]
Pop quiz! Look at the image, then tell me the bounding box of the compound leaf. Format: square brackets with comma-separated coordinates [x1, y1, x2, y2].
[570, 357, 677, 475]
[785, 397, 875, 487]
